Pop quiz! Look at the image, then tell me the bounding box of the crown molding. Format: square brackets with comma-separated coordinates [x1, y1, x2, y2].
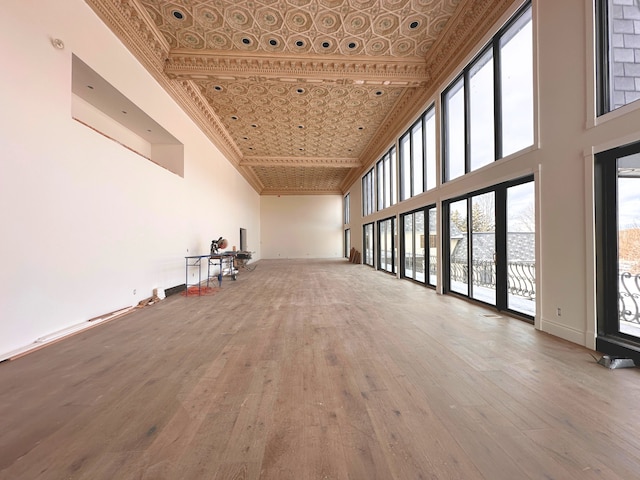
[241, 156, 361, 167]
[85, 0, 253, 186]
[353, 0, 516, 180]
[260, 188, 343, 196]
[237, 166, 266, 193]
[165, 49, 429, 86]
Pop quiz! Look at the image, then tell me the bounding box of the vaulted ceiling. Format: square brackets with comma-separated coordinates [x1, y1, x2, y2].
[86, 0, 513, 194]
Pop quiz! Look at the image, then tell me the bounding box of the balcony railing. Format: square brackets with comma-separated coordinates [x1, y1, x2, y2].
[449, 259, 536, 300]
[619, 271, 640, 325]
[402, 254, 536, 300]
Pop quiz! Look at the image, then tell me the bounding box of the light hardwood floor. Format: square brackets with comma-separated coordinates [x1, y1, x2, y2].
[1, 259, 640, 480]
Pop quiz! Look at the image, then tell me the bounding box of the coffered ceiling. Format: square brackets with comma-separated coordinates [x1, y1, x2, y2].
[86, 0, 513, 195]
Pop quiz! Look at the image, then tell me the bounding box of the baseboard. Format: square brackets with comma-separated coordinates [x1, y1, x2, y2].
[539, 317, 589, 347]
[0, 306, 134, 363]
[164, 284, 185, 297]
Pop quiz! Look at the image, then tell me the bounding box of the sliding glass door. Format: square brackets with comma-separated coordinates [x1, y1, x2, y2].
[363, 223, 374, 267]
[401, 206, 436, 285]
[444, 176, 535, 319]
[596, 142, 640, 360]
[506, 182, 536, 315]
[378, 217, 396, 274]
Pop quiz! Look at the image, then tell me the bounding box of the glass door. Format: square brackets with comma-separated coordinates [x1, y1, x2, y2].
[363, 223, 374, 267]
[378, 217, 396, 274]
[618, 157, 640, 337]
[596, 144, 640, 360]
[506, 182, 536, 316]
[344, 228, 351, 259]
[449, 199, 469, 295]
[401, 208, 428, 284]
[427, 207, 438, 286]
[471, 192, 496, 305]
[444, 176, 535, 319]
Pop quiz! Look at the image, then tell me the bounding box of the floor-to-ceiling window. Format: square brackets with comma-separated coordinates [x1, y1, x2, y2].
[596, 142, 640, 361]
[444, 176, 535, 319]
[377, 217, 396, 274]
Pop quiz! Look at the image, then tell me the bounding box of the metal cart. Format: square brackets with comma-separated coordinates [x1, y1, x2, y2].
[234, 251, 255, 273]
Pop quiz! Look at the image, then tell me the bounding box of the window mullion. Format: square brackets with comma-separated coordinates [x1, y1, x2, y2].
[493, 39, 503, 161]
[464, 70, 471, 175]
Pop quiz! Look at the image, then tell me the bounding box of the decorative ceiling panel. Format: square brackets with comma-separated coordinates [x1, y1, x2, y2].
[197, 79, 404, 158]
[252, 165, 353, 193]
[139, 0, 463, 57]
[86, 0, 515, 195]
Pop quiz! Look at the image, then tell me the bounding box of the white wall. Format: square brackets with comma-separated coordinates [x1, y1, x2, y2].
[0, 0, 260, 357]
[260, 196, 343, 259]
[343, 0, 640, 350]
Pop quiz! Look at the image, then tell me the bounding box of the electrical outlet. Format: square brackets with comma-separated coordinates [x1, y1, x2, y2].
[133, 289, 137, 295]
[557, 307, 561, 316]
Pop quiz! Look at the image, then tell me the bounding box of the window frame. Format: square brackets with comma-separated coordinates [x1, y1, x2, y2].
[376, 146, 397, 211]
[442, 175, 535, 321]
[399, 104, 436, 200]
[377, 216, 396, 275]
[344, 193, 350, 225]
[362, 168, 375, 217]
[363, 222, 375, 267]
[441, 1, 532, 183]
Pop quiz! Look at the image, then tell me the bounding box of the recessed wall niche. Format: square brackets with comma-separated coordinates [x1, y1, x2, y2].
[71, 55, 184, 177]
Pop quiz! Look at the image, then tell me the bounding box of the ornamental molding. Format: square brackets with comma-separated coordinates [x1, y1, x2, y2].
[424, 0, 515, 88]
[356, 0, 516, 177]
[260, 188, 343, 196]
[241, 156, 361, 167]
[85, 0, 245, 174]
[165, 50, 429, 86]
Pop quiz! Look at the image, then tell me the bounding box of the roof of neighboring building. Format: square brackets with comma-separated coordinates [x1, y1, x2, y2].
[451, 232, 535, 263]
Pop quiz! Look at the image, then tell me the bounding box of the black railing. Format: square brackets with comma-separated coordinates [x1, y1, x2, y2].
[619, 271, 640, 325]
[402, 255, 536, 299]
[449, 260, 536, 300]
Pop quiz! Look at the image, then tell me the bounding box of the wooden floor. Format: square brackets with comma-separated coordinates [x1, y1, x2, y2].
[2, 259, 640, 480]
